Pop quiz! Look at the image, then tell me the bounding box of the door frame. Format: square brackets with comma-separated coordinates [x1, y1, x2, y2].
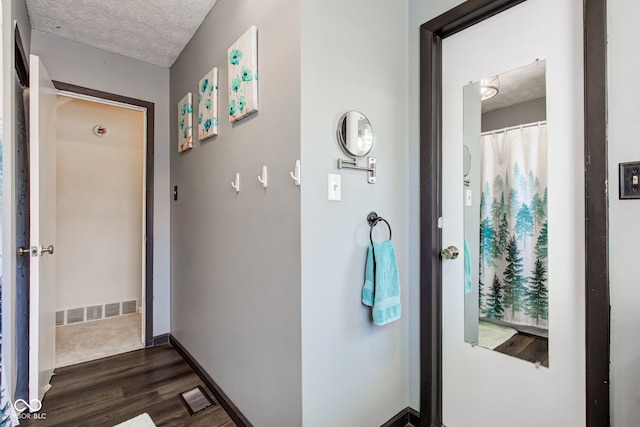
[418, 1, 609, 426]
[53, 81, 156, 347]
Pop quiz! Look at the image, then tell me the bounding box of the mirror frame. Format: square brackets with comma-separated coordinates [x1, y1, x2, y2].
[337, 110, 374, 158]
[419, 1, 608, 426]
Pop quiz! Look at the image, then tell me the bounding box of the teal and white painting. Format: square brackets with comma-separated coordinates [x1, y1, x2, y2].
[228, 26, 258, 123]
[198, 68, 219, 140]
[478, 124, 548, 329]
[178, 92, 193, 152]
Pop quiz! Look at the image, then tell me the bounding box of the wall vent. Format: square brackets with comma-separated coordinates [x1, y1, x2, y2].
[66, 308, 85, 324]
[55, 311, 65, 326]
[105, 303, 120, 318]
[58, 300, 138, 327]
[86, 305, 103, 321]
[122, 300, 137, 315]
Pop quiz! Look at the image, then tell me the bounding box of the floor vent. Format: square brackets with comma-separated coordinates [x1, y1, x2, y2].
[86, 305, 103, 321]
[55, 311, 65, 326]
[178, 386, 214, 416]
[122, 300, 137, 315]
[67, 308, 85, 324]
[105, 303, 120, 318]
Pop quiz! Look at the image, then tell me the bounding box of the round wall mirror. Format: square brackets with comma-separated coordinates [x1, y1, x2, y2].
[337, 111, 374, 158]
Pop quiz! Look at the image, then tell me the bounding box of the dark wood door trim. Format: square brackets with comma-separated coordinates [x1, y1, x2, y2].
[419, 1, 609, 426]
[583, 0, 610, 424]
[52, 81, 156, 347]
[418, 25, 443, 427]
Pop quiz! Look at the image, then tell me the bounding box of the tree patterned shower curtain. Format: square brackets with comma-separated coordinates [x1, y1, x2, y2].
[479, 123, 548, 330]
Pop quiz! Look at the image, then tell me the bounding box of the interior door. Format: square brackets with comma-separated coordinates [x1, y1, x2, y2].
[28, 54, 57, 403]
[440, 1, 585, 426]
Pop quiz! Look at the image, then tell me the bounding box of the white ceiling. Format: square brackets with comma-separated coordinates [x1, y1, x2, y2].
[25, 0, 219, 68]
[482, 60, 546, 113]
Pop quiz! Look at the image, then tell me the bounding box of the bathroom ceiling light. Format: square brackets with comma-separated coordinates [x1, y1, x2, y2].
[481, 76, 499, 101]
[481, 85, 499, 100]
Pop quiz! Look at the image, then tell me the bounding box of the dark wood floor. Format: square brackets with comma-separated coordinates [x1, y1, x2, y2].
[494, 332, 549, 367]
[20, 345, 236, 427]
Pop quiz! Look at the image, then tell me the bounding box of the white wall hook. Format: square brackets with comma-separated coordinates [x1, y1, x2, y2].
[231, 173, 240, 193]
[290, 159, 301, 186]
[258, 165, 268, 188]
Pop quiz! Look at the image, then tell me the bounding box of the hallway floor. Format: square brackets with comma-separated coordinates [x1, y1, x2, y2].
[21, 345, 236, 427]
[56, 313, 143, 367]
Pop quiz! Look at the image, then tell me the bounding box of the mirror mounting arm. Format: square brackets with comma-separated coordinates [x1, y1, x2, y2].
[337, 157, 376, 184]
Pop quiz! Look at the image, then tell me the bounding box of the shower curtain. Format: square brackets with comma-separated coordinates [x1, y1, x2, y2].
[478, 123, 548, 330]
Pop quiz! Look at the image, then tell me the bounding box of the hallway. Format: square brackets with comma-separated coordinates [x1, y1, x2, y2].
[19, 345, 235, 427]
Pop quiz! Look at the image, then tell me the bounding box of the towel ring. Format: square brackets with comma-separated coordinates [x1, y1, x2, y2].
[367, 211, 392, 243]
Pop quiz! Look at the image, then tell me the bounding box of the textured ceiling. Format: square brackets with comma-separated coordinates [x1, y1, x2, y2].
[26, 0, 219, 68]
[482, 61, 546, 113]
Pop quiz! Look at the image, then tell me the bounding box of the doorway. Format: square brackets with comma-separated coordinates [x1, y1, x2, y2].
[418, 0, 608, 426]
[13, 69, 156, 393]
[53, 94, 146, 367]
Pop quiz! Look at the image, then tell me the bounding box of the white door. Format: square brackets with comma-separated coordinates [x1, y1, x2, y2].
[440, 1, 585, 426]
[28, 54, 57, 403]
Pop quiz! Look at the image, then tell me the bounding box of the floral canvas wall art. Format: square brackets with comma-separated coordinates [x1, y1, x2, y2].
[228, 26, 258, 123]
[198, 68, 219, 140]
[178, 92, 193, 152]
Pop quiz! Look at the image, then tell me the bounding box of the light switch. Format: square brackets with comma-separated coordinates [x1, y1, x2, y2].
[328, 174, 341, 201]
[466, 189, 472, 206]
[619, 162, 640, 199]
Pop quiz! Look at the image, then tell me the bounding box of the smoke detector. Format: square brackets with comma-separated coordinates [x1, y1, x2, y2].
[93, 125, 109, 137]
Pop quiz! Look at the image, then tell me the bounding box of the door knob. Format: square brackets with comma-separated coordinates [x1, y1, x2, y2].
[441, 245, 459, 260]
[40, 245, 54, 255]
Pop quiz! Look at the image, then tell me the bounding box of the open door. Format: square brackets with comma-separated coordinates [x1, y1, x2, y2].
[28, 54, 57, 403]
[435, 2, 585, 426]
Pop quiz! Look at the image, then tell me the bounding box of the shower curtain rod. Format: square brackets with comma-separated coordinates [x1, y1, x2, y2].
[481, 120, 547, 136]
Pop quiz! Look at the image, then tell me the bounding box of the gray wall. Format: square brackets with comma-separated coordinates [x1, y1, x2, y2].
[608, 0, 640, 424]
[481, 97, 546, 132]
[169, 0, 301, 425]
[300, 0, 410, 425]
[30, 31, 172, 337]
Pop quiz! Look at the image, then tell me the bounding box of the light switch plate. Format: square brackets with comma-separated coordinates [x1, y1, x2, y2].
[619, 162, 640, 199]
[328, 174, 341, 201]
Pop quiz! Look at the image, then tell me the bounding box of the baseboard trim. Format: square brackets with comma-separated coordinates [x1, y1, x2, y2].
[151, 333, 169, 346]
[382, 407, 421, 427]
[408, 407, 420, 426]
[169, 334, 252, 427]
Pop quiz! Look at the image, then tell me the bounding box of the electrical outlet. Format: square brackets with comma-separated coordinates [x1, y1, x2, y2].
[328, 174, 341, 201]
